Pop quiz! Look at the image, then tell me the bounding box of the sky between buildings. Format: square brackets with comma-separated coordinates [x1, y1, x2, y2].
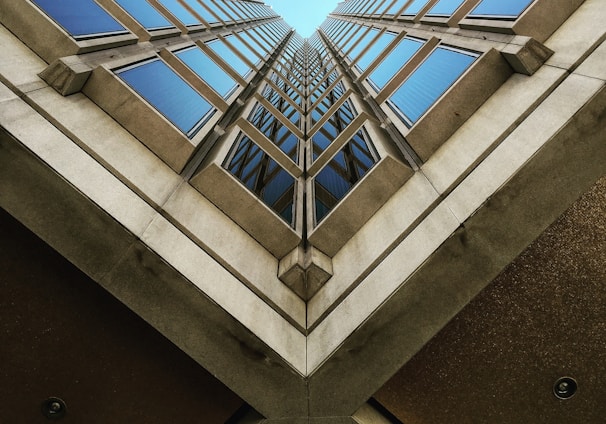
[262, 0, 340, 38]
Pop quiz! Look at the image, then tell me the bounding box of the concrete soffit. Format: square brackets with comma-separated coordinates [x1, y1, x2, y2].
[1, 0, 605, 420]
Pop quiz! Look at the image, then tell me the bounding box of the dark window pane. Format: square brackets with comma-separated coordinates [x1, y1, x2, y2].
[118, 59, 214, 137]
[427, 0, 465, 16]
[314, 129, 377, 223]
[115, 0, 173, 30]
[368, 37, 423, 89]
[389, 47, 476, 124]
[469, 0, 534, 18]
[225, 134, 295, 226]
[32, 0, 126, 38]
[176, 47, 238, 98]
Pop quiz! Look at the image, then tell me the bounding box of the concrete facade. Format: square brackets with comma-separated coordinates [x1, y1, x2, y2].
[0, 0, 604, 422]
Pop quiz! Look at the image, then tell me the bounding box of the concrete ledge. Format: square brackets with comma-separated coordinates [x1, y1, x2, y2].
[308, 153, 414, 257]
[306, 74, 606, 417]
[0, 0, 137, 64]
[397, 48, 513, 162]
[83, 64, 210, 173]
[459, 0, 586, 43]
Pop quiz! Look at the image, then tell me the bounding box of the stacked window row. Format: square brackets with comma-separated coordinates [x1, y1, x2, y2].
[321, 18, 478, 128]
[224, 35, 305, 226]
[116, 20, 289, 138]
[305, 34, 379, 224]
[31, 0, 279, 40]
[334, 0, 537, 21]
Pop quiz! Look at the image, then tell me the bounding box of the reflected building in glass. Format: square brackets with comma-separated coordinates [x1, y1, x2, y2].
[1, 0, 604, 422]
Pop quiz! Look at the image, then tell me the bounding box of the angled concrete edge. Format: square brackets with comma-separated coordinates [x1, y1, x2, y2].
[306, 79, 606, 416]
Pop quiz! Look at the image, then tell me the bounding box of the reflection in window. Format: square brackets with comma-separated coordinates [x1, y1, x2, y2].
[402, 0, 430, 15]
[115, 0, 173, 30]
[355, 31, 396, 72]
[383, 0, 408, 15]
[311, 101, 357, 160]
[368, 37, 424, 90]
[314, 128, 378, 223]
[32, 0, 126, 38]
[225, 134, 296, 225]
[225, 34, 262, 66]
[176, 47, 238, 98]
[118, 59, 214, 137]
[156, 0, 200, 26]
[388, 47, 476, 125]
[207, 38, 252, 77]
[248, 104, 300, 164]
[427, 0, 465, 16]
[469, 0, 534, 18]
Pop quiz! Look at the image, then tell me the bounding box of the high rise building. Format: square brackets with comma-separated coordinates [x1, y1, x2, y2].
[0, 0, 604, 422]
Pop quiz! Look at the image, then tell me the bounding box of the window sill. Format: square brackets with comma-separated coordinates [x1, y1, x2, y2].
[459, 0, 586, 42]
[82, 61, 220, 172]
[307, 120, 414, 257]
[0, 0, 137, 63]
[384, 48, 512, 162]
[190, 127, 302, 259]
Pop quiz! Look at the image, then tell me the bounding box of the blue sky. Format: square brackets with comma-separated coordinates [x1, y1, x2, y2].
[262, 0, 340, 38]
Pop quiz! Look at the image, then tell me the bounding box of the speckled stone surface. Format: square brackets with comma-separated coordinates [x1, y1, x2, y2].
[374, 175, 606, 423]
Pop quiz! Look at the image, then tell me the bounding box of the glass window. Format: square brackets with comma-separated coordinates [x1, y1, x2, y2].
[469, 0, 534, 18]
[314, 129, 377, 223]
[207, 38, 252, 77]
[368, 37, 424, 89]
[115, 0, 173, 30]
[32, 0, 126, 38]
[388, 47, 476, 125]
[355, 31, 396, 72]
[118, 59, 214, 137]
[186, 1, 222, 24]
[176, 47, 238, 98]
[205, 1, 233, 22]
[384, 0, 408, 15]
[248, 104, 299, 163]
[427, 0, 465, 16]
[225, 34, 261, 66]
[225, 134, 296, 225]
[156, 0, 200, 26]
[401, 0, 430, 15]
[347, 28, 379, 62]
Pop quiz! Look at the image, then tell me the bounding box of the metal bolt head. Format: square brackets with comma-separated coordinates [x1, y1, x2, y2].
[42, 397, 67, 419]
[554, 377, 577, 399]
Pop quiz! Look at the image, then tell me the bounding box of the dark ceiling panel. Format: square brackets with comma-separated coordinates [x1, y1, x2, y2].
[0, 207, 245, 424]
[374, 175, 606, 423]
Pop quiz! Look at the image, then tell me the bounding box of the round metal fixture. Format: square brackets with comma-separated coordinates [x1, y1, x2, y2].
[553, 377, 577, 400]
[41, 397, 67, 419]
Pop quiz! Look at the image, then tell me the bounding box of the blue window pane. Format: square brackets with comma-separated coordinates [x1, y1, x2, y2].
[427, 0, 465, 16]
[368, 37, 423, 89]
[205, 1, 232, 22]
[115, 0, 173, 30]
[176, 47, 238, 98]
[469, 0, 534, 17]
[384, 0, 408, 15]
[156, 0, 200, 26]
[118, 60, 214, 137]
[356, 31, 395, 72]
[347, 28, 379, 61]
[207, 39, 251, 77]
[402, 0, 429, 15]
[32, 0, 126, 38]
[186, 1, 221, 24]
[226, 35, 261, 66]
[389, 47, 476, 125]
